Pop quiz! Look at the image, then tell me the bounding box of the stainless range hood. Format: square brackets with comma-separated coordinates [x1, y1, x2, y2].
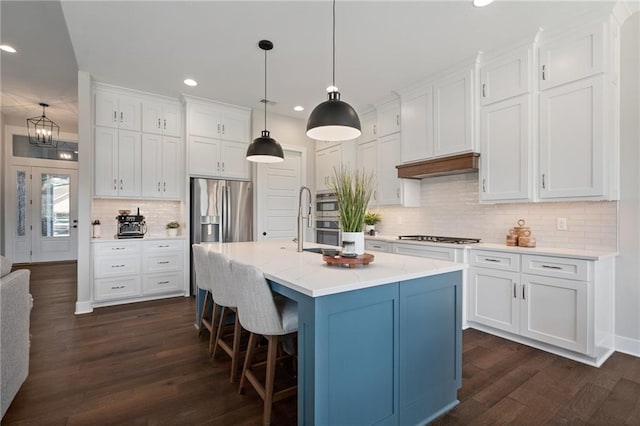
[396, 153, 480, 179]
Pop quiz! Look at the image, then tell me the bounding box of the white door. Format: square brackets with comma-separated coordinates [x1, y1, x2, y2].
[30, 167, 78, 262]
[9, 166, 33, 263]
[257, 148, 304, 241]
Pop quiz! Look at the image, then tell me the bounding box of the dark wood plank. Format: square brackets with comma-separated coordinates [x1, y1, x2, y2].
[4, 262, 640, 426]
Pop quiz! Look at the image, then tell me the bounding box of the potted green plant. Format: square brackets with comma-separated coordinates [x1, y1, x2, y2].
[328, 165, 375, 255]
[364, 211, 381, 234]
[166, 221, 180, 237]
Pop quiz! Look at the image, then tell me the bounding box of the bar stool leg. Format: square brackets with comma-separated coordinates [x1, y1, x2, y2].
[263, 335, 278, 426]
[208, 302, 220, 355]
[212, 306, 228, 358]
[230, 313, 242, 382]
[239, 332, 257, 395]
[198, 291, 212, 336]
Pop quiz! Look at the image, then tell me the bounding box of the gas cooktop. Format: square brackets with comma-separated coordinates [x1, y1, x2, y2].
[397, 235, 481, 244]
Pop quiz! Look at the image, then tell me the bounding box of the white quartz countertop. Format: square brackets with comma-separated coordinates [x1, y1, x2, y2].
[91, 235, 185, 243]
[202, 240, 465, 298]
[365, 235, 617, 260]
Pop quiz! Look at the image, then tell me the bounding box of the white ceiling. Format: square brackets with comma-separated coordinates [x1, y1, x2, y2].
[1, 1, 619, 134]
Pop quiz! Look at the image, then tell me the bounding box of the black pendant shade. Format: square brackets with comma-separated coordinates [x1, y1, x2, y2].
[246, 130, 284, 163]
[247, 39, 284, 163]
[306, 0, 361, 142]
[306, 91, 361, 141]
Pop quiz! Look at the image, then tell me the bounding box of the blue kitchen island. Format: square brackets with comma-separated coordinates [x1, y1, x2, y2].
[204, 241, 464, 426]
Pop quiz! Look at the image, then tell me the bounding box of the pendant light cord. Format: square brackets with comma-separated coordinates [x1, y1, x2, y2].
[332, 0, 336, 87]
[264, 47, 268, 131]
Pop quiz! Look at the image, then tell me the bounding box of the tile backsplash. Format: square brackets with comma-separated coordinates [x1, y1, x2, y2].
[373, 173, 617, 251]
[92, 199, 185, 238]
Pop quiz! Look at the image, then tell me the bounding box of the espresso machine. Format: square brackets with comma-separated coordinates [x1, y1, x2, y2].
[116, 208, 147, 239]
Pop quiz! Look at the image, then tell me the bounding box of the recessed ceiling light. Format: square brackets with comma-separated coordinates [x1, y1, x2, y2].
[473, 0, 495, 7]
[184, 78, 198, 87]
[0, 45, 17, 53]
[294, 106, 304, 112]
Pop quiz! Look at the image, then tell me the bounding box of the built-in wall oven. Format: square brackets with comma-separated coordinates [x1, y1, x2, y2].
[316, 192, 340, 246]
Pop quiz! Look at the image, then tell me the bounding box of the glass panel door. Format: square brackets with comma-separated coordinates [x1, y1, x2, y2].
[39, 173, 70, 237]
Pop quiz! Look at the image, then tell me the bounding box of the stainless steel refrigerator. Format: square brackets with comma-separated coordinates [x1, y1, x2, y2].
[190, 178, 253, 295]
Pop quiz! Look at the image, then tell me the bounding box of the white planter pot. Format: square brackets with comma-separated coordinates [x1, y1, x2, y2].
[167, 228, 178, 237]
[342, 231, 365, 255]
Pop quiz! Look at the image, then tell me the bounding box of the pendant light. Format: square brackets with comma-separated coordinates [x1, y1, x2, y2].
[26, 103, 60, 148]
[246, 40, 284, 163]
[306, 0, 361, 142]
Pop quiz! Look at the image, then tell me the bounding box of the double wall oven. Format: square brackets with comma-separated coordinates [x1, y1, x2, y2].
[315, 192, 340, 246]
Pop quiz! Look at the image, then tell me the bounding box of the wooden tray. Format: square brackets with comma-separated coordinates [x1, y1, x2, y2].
[322, 253, 375, 268]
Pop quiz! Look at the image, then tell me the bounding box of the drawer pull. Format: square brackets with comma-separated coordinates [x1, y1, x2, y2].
[484, 258, 500, 262]
[111, 247, 125, 251]
[158, 245, 170, 248]
[112, 264, 125, 268]
[111, 285, 125, 290]
[158, 261, 170, 264]
[541, 265, 562, 270]
[157, 281, 170, 285]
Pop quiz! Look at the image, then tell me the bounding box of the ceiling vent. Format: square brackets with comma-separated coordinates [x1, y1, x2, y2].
[396, 153, 480, 179]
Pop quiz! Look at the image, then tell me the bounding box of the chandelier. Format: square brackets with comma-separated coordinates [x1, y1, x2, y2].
[27, 103, 60, 148]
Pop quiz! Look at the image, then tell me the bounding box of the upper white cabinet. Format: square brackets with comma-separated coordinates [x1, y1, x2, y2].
[539, 76, 605, 199]
[359, 111, 377, 144]
[142, 101, 182, 137]
[480, 46, 532, 106]
[186, 98, 251, 180]
[94, 127, 142, 197]
[376, 99, 401, 137]
[316, 142, 357, 192]
[400, 87, 433, 162]
[356, 140, 378, 205]
[400, 64, 475, 163]
[141, 134, 183, 199]
[377, 134, 420, 207]
[95, 91, 141, 131]
[479, 94, 532, 202]
[539, 21, 605, 91]
[433, 67, 475, 157]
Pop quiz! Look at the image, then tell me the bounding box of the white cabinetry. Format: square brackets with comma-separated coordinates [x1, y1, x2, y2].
[364, 240, 391, 253]
[537, 20, 615, 201]
[393, 242, 461, 262]
[93, 239, 185, 306]
[377, 134, 419, 206]
[359, 111, 377, 143]
[479, 47, 531, 106]
[142, 100, 182, 137]
[315, 141, 356, 192]
[479, 94, 532, 202]
[400, 87, 433, 162]
[95, 90, 141, 131]
[433, 67, 475, 157]
[94, 127, 142, 197]
[141, 134, 183, 199]
[468, 249, 614, 364]
[186, 99, 251, 180]
[356, 140, 378, 205]
[376, 99, 401, 137]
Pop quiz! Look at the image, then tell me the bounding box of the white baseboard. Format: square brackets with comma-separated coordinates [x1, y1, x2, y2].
[615, 334, 640, 357]
[74, 300, 93, 315]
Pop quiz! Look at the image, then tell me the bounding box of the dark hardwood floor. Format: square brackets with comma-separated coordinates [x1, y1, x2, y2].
[4, 262, 640, 425]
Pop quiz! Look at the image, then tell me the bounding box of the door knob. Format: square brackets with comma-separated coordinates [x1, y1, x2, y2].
[262, 232, 267, 236]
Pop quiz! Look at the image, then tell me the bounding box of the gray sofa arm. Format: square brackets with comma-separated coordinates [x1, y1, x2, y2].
[1, 269, 31, 419]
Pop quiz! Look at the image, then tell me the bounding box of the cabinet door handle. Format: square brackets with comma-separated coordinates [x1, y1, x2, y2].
[164, 119, 167, 130]
[120, 179, 123, 190]
[221, 162, 225, 171]
[513, 283, 517, 298]
[217, 123, 221, 134]
[157, 182, 161, 192]
[542, 173, 546, 189]
[396, 188, 400, 198]
[158, 118, 161, 129]
[522, 285, 526, 300]
[113, 111, 117, 122]
[222, 124, 225, 134]
[217, 161, 221, 171]
[396, 114, 400, 126]
[541, 264, 562, 270]
[374, 190, 377, 201]
[541, 65, 546, 81]
[163, 182, 167, 192]
[120, 112, 124, 123]
[113, 178, 117, 190]
[482, 179, 486, 192]
[373, 124, 377, 135]
[482, 83, 486, 98]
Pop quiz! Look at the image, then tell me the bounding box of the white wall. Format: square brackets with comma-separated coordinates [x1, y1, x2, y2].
[616, 11, 640, 354]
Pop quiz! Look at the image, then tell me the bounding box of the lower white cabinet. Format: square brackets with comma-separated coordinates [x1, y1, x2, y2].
[393, 242, 461, 262]
[93, 239, 185, 305]
[468, 249, 613, 363]
[364, 240, 391, 253]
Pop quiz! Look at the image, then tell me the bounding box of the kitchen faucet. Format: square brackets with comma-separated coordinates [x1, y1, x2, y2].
[297, 186, 313, 252]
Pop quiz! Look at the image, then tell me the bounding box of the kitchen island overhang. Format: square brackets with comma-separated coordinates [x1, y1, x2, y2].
[202, 241, 465, 426]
